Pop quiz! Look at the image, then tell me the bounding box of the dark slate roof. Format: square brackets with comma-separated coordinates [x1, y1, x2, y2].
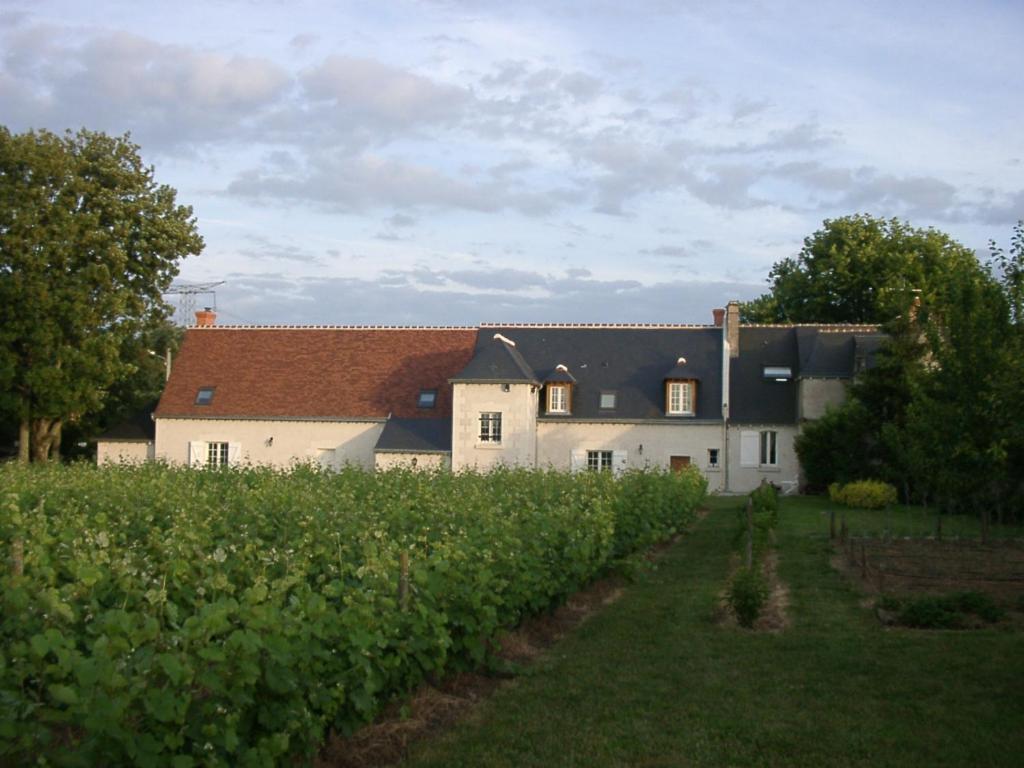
[729, 327, 800, 424]
[98, 404, 157, 441]
[796, 327, 887, 377]
[475, 326, 723, 420]
[542, 366, 577, 383]
[733, 325, 887, 423]
[375, 417, 451, 453]
[664, 358, 695, 380]
[854, 334, 886, 371]
[451, 335, 538, 383]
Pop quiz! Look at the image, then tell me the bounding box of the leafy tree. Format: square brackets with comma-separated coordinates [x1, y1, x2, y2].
[0, 127, 203, 462]
[742, 214, 983, 324]
[60, 318, 183, 461]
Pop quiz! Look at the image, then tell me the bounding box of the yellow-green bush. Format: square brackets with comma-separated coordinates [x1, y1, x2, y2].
[829, 479, 898, 509]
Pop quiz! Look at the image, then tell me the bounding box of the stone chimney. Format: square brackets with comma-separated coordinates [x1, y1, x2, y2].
[726, 300, 740, 358]
[712, 307, 725, 327]
[194, 308, 217, 327]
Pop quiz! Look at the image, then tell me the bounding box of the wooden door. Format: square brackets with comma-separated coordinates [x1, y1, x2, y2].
[670, 455, 691, 472]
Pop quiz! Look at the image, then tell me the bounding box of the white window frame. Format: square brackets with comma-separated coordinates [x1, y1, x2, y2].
[707, 448, 720, 468]
[479, 412, 502, 443]
[548, 384, 568, 414]
[759, 430, 778, 467]
[189, 441, 240, 468]
[587, 450, 613, 472]
[667, 381, 694, 416]
[207, 441, 229, 468]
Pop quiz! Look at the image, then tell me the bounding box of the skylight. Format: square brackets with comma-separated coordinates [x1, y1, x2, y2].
[195, 387, 215, 405]
[600, 391, 617, 409]
[763, 366, 792, 381]
[418, 389, 437, 408]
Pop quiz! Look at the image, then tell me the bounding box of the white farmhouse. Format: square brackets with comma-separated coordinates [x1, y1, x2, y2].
[98, 303, 882, 493]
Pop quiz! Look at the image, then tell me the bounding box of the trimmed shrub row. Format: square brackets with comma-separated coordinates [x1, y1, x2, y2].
[0, 463, 705, 767]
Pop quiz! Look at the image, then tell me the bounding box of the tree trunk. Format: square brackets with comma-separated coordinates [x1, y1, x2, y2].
[49, 421, 62, 462]
[31, 418, 61, 463]
[18, 419, 30, 464]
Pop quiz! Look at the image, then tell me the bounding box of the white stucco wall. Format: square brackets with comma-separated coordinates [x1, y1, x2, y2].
[537, 420, 725, 491]
[155, 418, 384, 469]
[374, 452, 450, 471]
[725, 424, 800, 493]
[798, 379, 849, 420]
[97, 440, 154, 465]
[451, 383, 538, 470]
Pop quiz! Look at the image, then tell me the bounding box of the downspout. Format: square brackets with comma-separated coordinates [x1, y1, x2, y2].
[722, 337, 730, 493]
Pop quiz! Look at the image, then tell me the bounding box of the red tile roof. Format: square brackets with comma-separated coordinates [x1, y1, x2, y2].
[155, 327, 478, 420]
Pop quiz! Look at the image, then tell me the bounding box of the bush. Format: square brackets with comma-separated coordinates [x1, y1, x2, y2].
[877, 592, 1005, 629]
[750, 481, 779, 530]
[0, 463, 705, 766]
[829, 480, 898, 509]
[728, 567, 769, 628]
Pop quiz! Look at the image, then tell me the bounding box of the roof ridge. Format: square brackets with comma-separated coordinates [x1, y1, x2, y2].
[742, 323, 881, 330]
[190, 325, 478, 330]
[479, 322, 715, 329]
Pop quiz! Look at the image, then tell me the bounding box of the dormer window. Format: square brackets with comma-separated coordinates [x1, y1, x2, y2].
[195, 387, 215, 406]
[417, 389, 437, 408]
[547, 384, 570, 414]
[666, 380, 695, 416]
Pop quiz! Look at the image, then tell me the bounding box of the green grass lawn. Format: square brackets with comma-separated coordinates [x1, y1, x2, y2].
[404, 497, 1024, 767]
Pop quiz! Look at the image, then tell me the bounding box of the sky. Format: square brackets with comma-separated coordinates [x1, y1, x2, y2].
[2, 0, 1022, 325]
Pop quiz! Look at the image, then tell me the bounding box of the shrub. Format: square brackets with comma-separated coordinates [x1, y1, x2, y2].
[830, 480, 898, 509]
[0, 463, 705, 766]
[728, 567, 769, 628]
[750, 481, 779, 530]
[876, 592, 1005, 628]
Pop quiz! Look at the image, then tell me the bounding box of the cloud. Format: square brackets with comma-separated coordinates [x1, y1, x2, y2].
[301, 55, 469, 128]
[227, 151, 571, 216]
[213, 270, 765, 326]
[234, 235, 324, 265]
[1, 25, 289, 150]
[641, 245, 691, 258]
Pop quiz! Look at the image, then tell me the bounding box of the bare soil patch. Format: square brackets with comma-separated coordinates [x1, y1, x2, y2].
[834, 537, 1024, 600]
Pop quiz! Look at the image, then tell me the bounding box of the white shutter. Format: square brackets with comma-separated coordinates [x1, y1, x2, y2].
[612, 450, 628, 475]
[227, 443, 242, 467]
[740, 431, 758, 467]
[188, 441, 205, 468]
[570, 449, 586, 473]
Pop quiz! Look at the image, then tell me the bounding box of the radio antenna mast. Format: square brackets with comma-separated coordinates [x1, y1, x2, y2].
[164, 281, 225, 326]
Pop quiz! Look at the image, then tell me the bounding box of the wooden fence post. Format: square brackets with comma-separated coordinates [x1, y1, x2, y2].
[840, 513, 848, 543]
[830, 508, 836, 540]
[745, 497, 754, 569]
[397, 551, 410, 612]
[11, 537, 24, 577]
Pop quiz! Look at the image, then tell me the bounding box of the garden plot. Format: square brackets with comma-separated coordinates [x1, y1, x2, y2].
[837, 536, 1024, 600]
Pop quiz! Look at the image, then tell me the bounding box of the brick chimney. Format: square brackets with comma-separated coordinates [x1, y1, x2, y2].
[712, 307, 725, 327]
[194, 308, 217, 327]
[726, 300, 740, 358]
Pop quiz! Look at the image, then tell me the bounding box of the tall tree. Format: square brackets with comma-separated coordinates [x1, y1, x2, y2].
[0, 128, 203, 461]
[742, 214, 983, 324]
